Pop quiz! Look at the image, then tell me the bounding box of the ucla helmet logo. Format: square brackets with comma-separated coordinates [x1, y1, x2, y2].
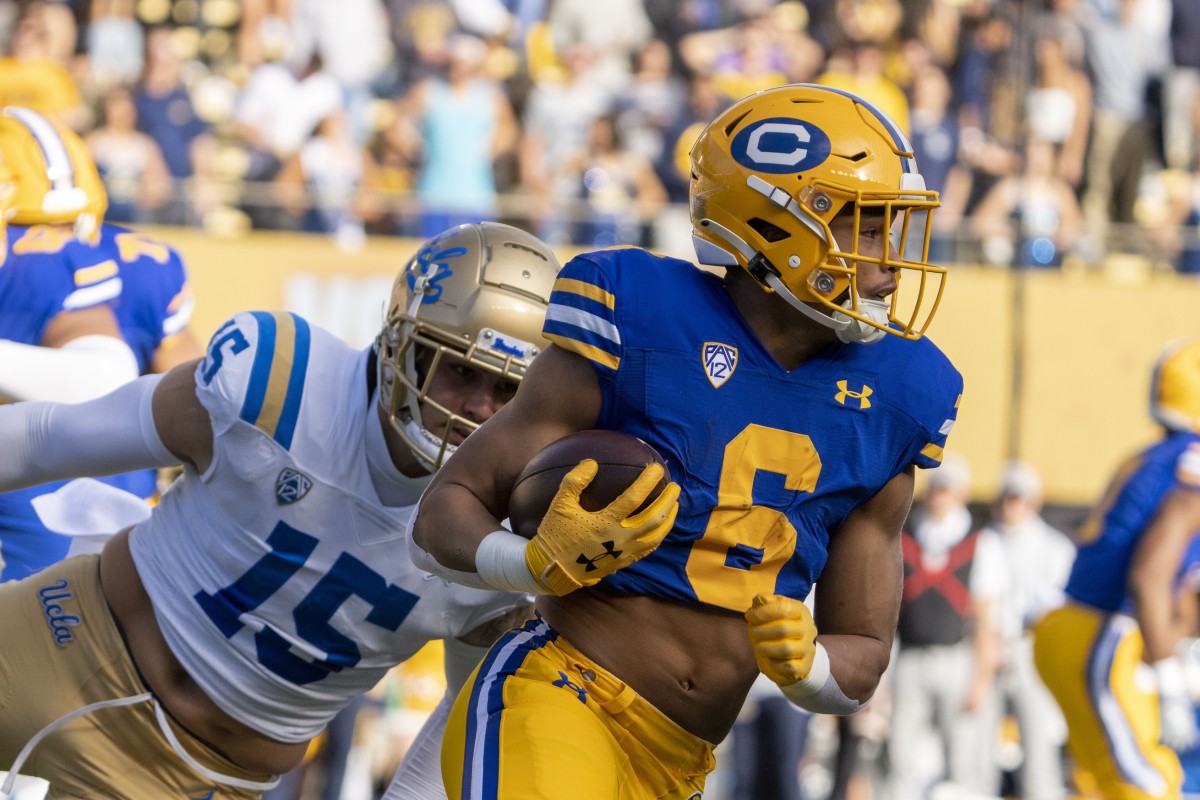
[730, 117, 831, 174]
[406, 240, 467, 304]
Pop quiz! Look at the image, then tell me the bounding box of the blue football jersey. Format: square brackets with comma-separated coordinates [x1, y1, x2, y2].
[0, 224, 189, 580]
[1066, 432, 1200, 612]
[542, 250, 963, 613]
[84, 223, 192, 373]
[0, 224, 126, 581]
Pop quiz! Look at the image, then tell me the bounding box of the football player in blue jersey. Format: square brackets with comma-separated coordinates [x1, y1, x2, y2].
[0, 107, 144, 581]
[407, 84, 964, 799]
[0, 106, 204, 582]
[1034, 339, 1200, 800]
[0, 222, 557, 799]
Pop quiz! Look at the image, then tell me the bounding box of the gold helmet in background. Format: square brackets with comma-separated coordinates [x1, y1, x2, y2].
[376, 222, 560, 470]
[0, 106, 107, 239]
[1151, 339, 1200, 433]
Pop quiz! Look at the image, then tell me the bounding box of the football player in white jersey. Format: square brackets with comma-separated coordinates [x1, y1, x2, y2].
[0, 222, 558, 799]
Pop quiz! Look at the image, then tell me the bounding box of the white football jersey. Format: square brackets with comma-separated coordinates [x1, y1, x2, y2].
[130, 311, 528, 742]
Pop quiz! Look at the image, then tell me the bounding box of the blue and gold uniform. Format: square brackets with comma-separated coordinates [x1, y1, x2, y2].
[544, 250, 961, 612]
[446, 250, 963, 798]
[1034, 433, 1200, 799]
[0, 222, 190, 580]
[0, 224, 123, 581]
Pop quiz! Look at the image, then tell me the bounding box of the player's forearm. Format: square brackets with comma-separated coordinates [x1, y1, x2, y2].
[819, 633, 893, 703]
[412, 481, 504, 573]
[0, 375, 177, 490]
[0, 335, 139, 402]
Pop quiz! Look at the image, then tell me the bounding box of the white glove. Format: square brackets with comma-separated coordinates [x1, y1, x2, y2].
[1154, 657, 1199, 751]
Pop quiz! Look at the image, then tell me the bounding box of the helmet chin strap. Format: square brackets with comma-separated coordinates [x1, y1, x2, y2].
[401, 413, 457, 468]
[697, 218, 888, 344]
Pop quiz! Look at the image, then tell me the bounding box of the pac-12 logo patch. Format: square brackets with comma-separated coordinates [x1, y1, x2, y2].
[731, 117, 831, 174]
[276, 467, 313, 505]
[703, 342, 738, 388]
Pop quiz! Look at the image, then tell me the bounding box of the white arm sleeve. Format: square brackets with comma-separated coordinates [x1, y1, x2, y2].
[0, 335, 140, 403]
[0, 374, 177, 491]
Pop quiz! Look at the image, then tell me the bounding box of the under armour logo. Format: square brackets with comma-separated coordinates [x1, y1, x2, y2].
[276, 468, 313, 505]
[577, 541, 622, 572]
[835, 380, 873, 409]
[552, 671, 588, 704]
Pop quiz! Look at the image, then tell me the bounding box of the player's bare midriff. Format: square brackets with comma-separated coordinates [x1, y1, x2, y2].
[98, 528, 309, 776]
[538, 589, 761, 744]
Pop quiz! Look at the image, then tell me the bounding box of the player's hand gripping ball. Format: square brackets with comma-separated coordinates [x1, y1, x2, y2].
[509, 430, 679, 596]
[745, 593, 819, 686]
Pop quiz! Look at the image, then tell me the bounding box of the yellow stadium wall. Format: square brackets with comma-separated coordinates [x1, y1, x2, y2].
[151, 227, 1200, 508]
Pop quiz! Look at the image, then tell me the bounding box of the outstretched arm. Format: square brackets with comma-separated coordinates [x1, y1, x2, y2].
[0, 358, 214, 491]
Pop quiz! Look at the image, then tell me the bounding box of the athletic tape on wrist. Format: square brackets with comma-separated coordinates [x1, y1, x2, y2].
[475, 530, 544, 594]
[779, 643, 864, 715]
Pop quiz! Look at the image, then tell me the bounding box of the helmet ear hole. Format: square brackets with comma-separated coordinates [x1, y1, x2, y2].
[747, 218, 791, 243]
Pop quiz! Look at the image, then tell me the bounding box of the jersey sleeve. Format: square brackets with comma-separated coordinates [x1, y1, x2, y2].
[194, 311, 312, 449]
[907, 345, 964, 471]
[541, 254, 623, 377]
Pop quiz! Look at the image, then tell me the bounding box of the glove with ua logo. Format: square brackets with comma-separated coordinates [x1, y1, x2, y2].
[525, 459, 679, 596]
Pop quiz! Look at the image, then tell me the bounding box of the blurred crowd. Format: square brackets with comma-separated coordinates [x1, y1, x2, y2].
[6, 0, 1200, 264]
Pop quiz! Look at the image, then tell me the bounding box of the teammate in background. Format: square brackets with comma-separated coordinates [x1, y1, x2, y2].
[0, 222, 557, 798]
[0, 106, 141, 579]
[408, 84, 963, 798]
[1035, 338, 1200, 800]
[0, 105, 202, 581]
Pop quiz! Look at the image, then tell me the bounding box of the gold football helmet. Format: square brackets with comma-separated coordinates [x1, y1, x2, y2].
[689, 83, 945, 343]
[1151, 339, 1200, 433]
[0, 107, 107, 238]
[376, 222, 560, 470]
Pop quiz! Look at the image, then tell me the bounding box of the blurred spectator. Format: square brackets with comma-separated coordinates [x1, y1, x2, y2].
[287, 0, 393, 145]
[817, 40, 910, 136]
[888, 453, 1007, 800]
[276, 109, 371, 251]
[986, 461, 1074, 800]
[1078, 0, 1168, 253]
[972, 136, 1084, 268]
[680, 12, 793, 103]
[85, 86, 172, 223]
[391, 32, 517, 238]
[0, 5, 86, 128]
[519, 41, 611, 243]
[1026, 22, 1092, 189]
[565, 112, 667, 248]
[132, 27, 217, 226]
[547, 0, 652, 93]
[86, 0, 143, 93]
[233, 45, 342, 228]
[1165, 0, 1200, 170]
[908, 63, 972, 262]
[613, 38, 687, 167]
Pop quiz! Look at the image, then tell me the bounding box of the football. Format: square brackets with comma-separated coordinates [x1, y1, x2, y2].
[507, 430, 671, 539]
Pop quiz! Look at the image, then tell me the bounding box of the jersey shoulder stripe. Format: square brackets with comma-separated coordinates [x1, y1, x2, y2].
[239, 311, 311, 449]
[542, 261, 621, 371]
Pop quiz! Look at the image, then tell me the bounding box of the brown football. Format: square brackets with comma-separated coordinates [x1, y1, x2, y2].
[507, 430, 671, 539]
